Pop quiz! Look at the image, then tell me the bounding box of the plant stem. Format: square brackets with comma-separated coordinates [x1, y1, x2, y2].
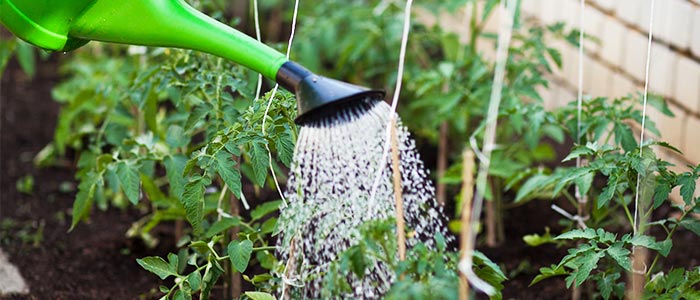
[469, 1, 479, 54]
[621, 198, 636, 230]
[562, 190, 579, 208]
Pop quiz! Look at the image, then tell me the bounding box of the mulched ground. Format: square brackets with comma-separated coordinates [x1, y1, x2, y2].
[1, 54, 697, 300]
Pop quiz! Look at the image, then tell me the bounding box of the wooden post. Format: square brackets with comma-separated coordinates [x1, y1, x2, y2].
[390, 118, 406, 261]
[459, 149, 475, 300]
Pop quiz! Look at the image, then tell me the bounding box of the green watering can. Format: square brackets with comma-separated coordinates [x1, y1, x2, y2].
[0, 0, 384, 124]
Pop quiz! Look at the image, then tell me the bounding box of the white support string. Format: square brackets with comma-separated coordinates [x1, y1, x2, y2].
[633, 0, 655, 235]
[261, 0, 301, 207]
[253, 0, 264, 101]
[576, 0, 585, 150]
[368, 0, 413, 211]
[569, 0, 589, 231]
[460, 0, 517, 295]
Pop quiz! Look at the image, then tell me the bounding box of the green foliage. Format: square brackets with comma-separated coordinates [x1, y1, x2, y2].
[531, 228, 671, 289]
[15, 175, 34, 195]
[319, 219, 506, 300]
[521, 92, 700, 295]
[33, 0, 698, 298]
[645, 267, 700, 299]
[0, 37, 47, 79]
[0, 218, 44, 248]
[41, 7, 295, 295]
[228, 239, 254, 273]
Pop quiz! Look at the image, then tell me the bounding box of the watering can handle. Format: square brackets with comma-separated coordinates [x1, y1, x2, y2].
[0, 0, 287, 80]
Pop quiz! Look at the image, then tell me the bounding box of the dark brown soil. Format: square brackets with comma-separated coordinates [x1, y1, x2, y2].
[1, 53, 698, 300]
[1, 57, 169, 300]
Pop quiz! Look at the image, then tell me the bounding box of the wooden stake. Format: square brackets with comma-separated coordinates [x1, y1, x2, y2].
[485, 199, 497, 247]
[230, 191, 242, 299]
[459, 149, 475, 300]
[282, 238, 296, 300]
[390, 118, 406, 261]
[436, 121, 449, 206]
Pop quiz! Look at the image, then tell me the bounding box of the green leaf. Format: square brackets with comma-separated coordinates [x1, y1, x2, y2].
[187, 271, 202, 291]
[473, 250, 507, 281]
[201, 262, 222, 300]
[244, 292, 276, 300]
[275, 132, 294, 167]
[15, 175, 34, 195]
[140, 174, 167, 203]
[523, 229, 554, 247]
[655, 239, 673, 257]
[243, 273, 274, 284]
[606, 243, 631, 271]
[679, 219, 700, 236]
[574, 171, 594, 197]
[627, 235, 656, 248]
[562, 145, 594, 162]
[629, 235, 672, 257]
[228, 239, 253, 272]
[182, 179, 205, 235]
[117, 162, 140, 205]
[596, 272, 621, 300]
[0, 39, 17, 75]
[653, 182, 672, 209]
[172, 289, 187, 300]
[572, 251, 604, 287]
[614, 123, 637, 152]
[597, 176, 618, 208]
[137, 256, 177, 280]
[515, 174, 553, 202]
[348, 246, 367, 278]
[251, 141, 270, 186]
[70, 171, 101, 230]
[184, 104, 209, 132]
[251, 200, 282, 221]
[260, 217, 277, 234]
[166, 125, 188, 148]
[164, 155, 188, 198]
[204, 216, 241, 238]
[678, 175, 697, 205]
[530, 265, 567, 286]
[15, 40, 36, 78]
[215, 151, 242, 198]
[646, 94, 674, 117]
[650, 141, 682, 154]
[555, 228, 596, 240]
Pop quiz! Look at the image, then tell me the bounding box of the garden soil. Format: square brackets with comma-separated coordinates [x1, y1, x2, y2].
[1, 56, 698, 300]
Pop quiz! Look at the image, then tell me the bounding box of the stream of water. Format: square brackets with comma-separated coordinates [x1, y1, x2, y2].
[276, 98, 451, 298]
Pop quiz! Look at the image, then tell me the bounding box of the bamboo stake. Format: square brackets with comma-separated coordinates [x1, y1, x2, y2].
[459, 149, 475, 300]
[390, 118, 406, 261]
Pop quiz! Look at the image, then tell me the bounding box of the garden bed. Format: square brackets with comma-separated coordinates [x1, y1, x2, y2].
[2, 54, 699, 299]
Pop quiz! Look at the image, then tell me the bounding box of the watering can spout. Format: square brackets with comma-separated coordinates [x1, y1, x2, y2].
[0, 0, 384, 124]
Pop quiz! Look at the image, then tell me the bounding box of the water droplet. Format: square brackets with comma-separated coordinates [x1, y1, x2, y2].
[277, 98, 452, 298]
